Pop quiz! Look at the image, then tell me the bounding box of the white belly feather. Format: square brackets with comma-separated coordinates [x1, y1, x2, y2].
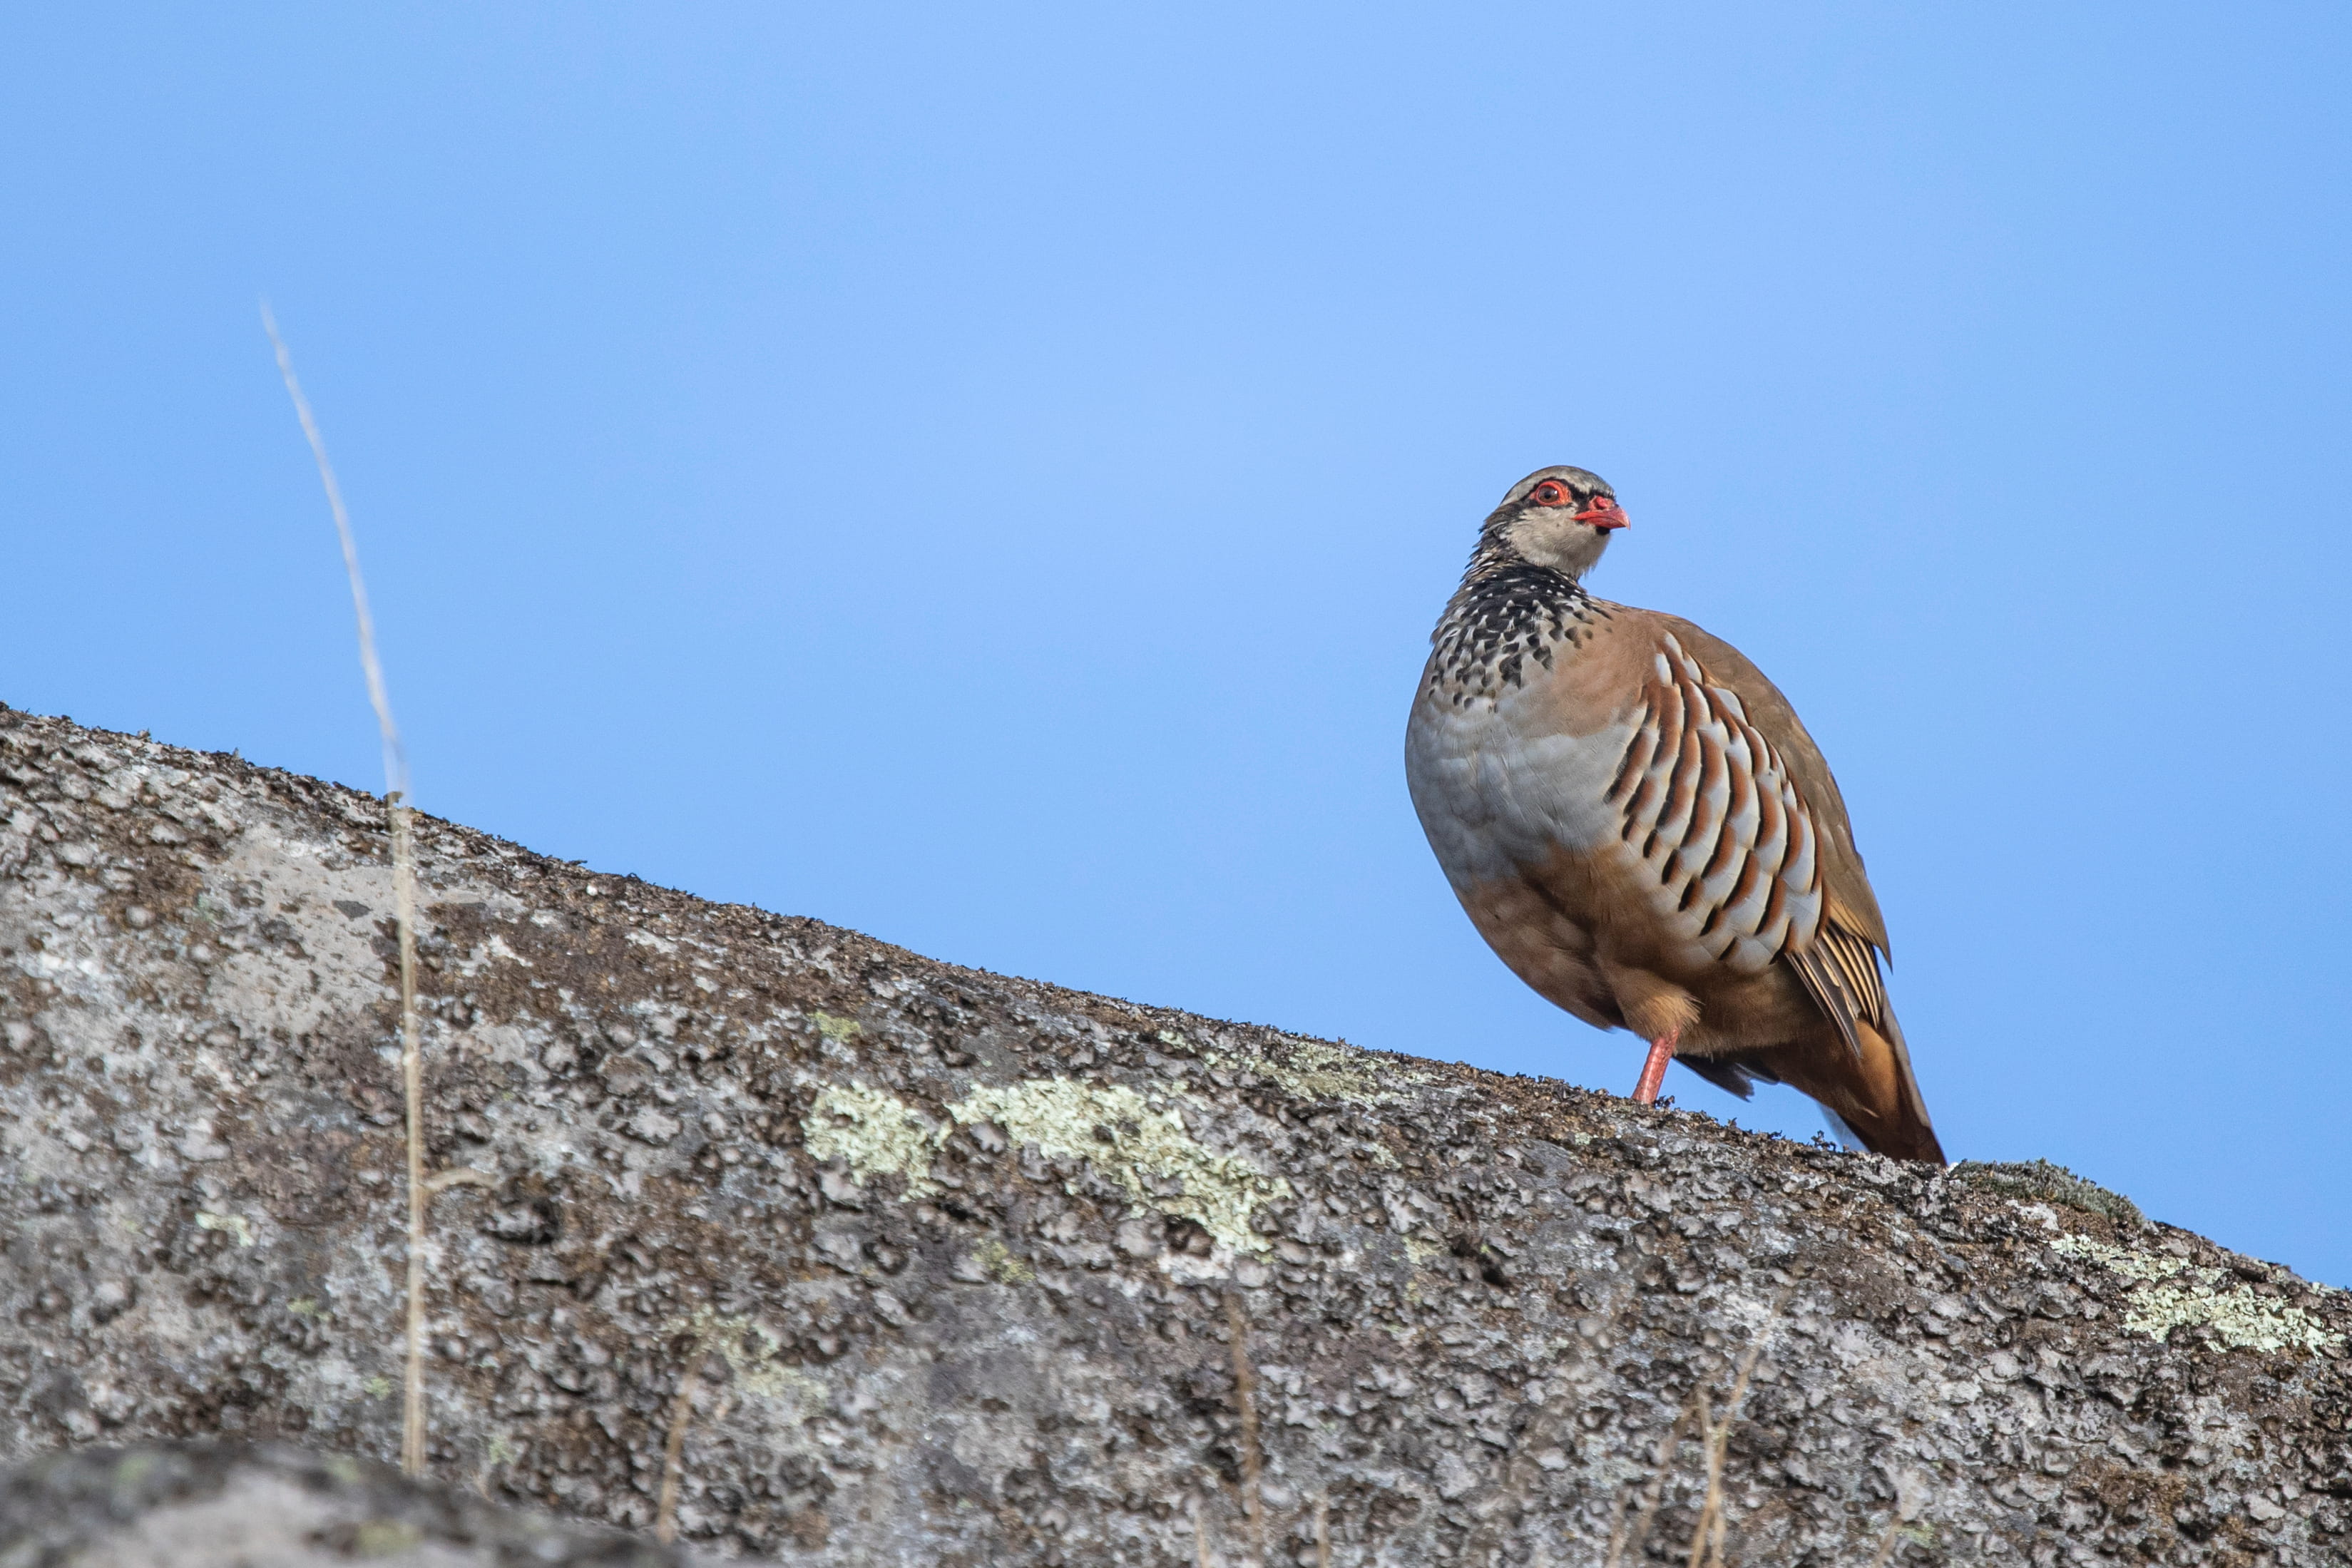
[1404, 683, 1640, 892]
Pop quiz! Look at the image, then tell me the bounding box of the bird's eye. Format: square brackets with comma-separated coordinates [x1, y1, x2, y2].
[1530, 481, 1567, 506]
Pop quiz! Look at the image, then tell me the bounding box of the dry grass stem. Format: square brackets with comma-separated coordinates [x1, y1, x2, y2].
[1191, 1496, 1213, 1568]
[1684, 1390, 1724, 1567]
[655, 1334, 712, 1544]
[1314, 1493, 1329, 1568]
[262, 303, 430, 1477]
[1687, 1281, 1796, 1567]
[1605, 1388, 1701, 1568]
[389, 797, 425, 1475]
[1868, 1515, 1905, 1566]
[1224, 1293, 1266, 1567]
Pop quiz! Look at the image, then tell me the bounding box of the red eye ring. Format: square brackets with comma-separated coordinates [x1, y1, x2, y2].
[1529, 481, 1569, 507]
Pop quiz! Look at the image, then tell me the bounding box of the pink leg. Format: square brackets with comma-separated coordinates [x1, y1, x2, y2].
[1630, 1028, 1679, 1106]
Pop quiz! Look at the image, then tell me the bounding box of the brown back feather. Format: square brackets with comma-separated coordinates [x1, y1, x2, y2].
[1642, 613, 1941, 1156]
[1644, 613, 1891, 955]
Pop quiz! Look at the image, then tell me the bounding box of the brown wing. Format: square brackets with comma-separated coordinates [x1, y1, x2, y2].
[1602, 629, 1826, 975]
[1647, 615, 1940, 1153]
[1650, 615, 1888, 953]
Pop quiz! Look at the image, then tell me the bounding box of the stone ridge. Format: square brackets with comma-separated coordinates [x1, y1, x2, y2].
[0, 1441, 690, 1566]
[2, 702, 2349, 1564]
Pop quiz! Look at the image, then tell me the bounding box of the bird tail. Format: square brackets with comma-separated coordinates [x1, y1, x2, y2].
[1702, 1019, 1945, 1163]
[1844, 1010, 1945, 1164]
[1785, 928, 1945, 1164]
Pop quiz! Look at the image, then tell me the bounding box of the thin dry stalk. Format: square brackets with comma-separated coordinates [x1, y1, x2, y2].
[1688, 1388, 1737, 1567]
[1604, 1388, 1701, 1568]
[1687, 1281, 1799, 1568]
[1683, 1390, 1722, 1566]
[1191, 1495, 1213, 1568]
[1224, 1293, 1266, 1567]
[262, 304, 429, 1477]
[1688, 1449, 1735, 1568]
[1717, 1284, 1791, 1428]
[1867, 1515, 1905, 1566]
[388, 796, 424, 1474]
[1313, 1493, 1329, 1568]
[655, 1333, 711, 1544]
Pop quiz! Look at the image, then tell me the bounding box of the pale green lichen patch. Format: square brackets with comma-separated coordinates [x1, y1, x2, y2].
[974, 1239, 1035, 1283]
[812, 1012, 862, 1041]
[804, 1083, 939, 1191]
[954, 1078, 1288, 1254]
[2051, 1234, 2340, 1355]
[195, 1209, 255, 1247]
[349, 1522, 424, 1555]
[798, 1075, 1289, 1252]
[673, 1308, 829, 1405]
[1205, 1034, 1430, 1106]
[1958, 1159, 2142, 1226]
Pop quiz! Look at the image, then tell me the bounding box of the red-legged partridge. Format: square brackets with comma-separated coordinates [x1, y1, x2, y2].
[1405, 466, 1944, 1162]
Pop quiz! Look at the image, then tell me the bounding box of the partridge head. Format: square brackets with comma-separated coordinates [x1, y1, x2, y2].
[1404, 466, 1944, 1162]
[1483, 466, 1629, 580]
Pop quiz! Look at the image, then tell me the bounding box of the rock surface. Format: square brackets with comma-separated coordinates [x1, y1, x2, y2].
[0, 1443, 688, 1567]
[2, 701, 2348, 1565]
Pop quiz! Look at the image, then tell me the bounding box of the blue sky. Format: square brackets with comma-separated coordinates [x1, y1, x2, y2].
[5, 5, 2347, 1284]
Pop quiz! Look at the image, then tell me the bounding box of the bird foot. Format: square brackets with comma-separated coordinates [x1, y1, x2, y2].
[1630, 1030, 1678, 1105]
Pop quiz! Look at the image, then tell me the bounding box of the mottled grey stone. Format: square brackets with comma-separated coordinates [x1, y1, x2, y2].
[0, 1443, 689, 1567]
[4, 702, 2351, 1566]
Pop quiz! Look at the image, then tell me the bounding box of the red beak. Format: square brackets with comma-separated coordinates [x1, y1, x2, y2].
[1574, 498, 1629, 531]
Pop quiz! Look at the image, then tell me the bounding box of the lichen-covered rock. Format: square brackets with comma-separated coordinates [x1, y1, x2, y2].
[0, 1443, 690, 1566]
[4, 702, 2350, 1565]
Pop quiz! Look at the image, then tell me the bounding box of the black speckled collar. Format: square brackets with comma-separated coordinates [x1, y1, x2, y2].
[1426, 550, 1610, 705]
